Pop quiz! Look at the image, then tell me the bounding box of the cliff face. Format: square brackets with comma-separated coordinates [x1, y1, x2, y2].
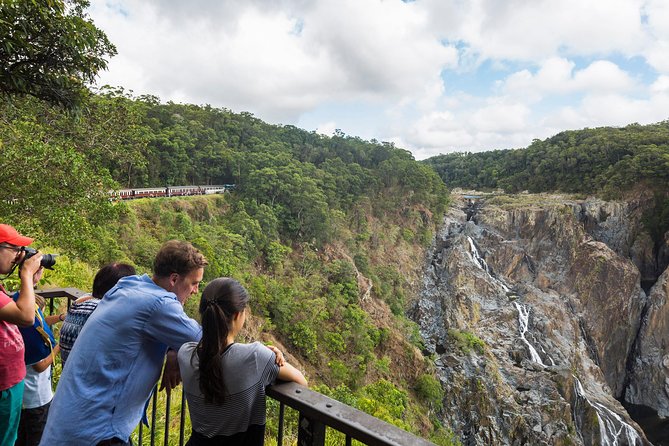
[627, 268, 669, 416]
[412, 193, 668, 445]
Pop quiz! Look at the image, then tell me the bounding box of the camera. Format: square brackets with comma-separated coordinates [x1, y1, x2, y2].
[23, 247, 57, 270]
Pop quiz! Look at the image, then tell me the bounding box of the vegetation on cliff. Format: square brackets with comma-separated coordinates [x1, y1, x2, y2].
[0, 89, 453, 442]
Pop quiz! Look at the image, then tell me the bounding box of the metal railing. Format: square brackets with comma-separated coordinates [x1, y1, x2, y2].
[37, 288, 436, 446]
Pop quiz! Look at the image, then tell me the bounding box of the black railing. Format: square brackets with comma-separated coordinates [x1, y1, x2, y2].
[37, 287, 88, 313]
[37, 288, 436, 446]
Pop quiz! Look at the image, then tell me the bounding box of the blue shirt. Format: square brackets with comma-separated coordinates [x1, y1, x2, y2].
[40, 274, 202, 445]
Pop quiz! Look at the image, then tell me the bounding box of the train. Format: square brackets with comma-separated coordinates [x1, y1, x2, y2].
[113, 184, 234, 200]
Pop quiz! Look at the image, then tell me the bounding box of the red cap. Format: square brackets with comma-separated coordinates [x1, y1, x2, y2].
[0, 224, 34, 246]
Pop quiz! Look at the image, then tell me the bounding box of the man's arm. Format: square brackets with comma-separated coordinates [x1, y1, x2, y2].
[159, 349, 180, 393]
[44, 313, 64, 325]
[0, 255, 43, 326]
[147, 299, 201, 393]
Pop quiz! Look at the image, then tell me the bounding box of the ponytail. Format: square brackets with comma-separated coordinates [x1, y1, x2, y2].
[193, 278, 249, 405]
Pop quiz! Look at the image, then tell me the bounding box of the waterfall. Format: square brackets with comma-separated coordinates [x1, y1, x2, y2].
[540, 345, 556, 366]
[467, 236, 491, 274]
[466, 236, 510, 292]
[513, 302, 546, 367]
[573, 377, 643, 446]
[466, 236, 547, 366]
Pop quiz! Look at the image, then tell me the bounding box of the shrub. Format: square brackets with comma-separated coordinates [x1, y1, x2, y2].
[448, 329, 486, 355]
[415, 373, 444, 411]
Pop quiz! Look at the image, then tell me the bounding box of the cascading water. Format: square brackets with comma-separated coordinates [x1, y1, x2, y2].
[513, 301, 545, 367]
[466, 236, 546, 366]
[574, 377, 643, 446]
[467, 236, 491, 274]
[417, 198, 654, 445]
[466, 236, 510, 292]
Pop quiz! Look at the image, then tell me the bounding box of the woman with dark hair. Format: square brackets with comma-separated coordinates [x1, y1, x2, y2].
[59, 262, 136, 365]
[178, 278, 307, 446]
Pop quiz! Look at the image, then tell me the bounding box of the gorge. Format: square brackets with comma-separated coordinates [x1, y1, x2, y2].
[412, 191, 669, 445]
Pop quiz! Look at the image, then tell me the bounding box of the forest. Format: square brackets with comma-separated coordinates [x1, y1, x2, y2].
[424, 122, 669, 247]
[424, 122, 669, 197]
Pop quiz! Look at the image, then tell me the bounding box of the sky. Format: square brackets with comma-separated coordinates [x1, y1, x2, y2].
[88, 0, 669, 160]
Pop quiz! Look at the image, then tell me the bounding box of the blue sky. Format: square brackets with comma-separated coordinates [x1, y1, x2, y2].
[89, 0, 669, 160]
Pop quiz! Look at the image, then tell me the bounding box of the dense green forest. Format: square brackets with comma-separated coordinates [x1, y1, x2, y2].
[0, 92, 453, 444]
[424, 122, 669, 197]
[1, 89, 447, 255]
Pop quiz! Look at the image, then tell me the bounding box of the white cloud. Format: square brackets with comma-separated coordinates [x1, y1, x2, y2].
[425, 0, 647, 61]
[573, 61, 636, 92]
[91, 0, 457, 123]
[503, 58, 575, 98]
[502, 58, 635, 99]
[644, 41, 669, 73]
[643, 0, 669, 39]
[409, 111, 475, 149]
[87, 0, 669, 160]
[470, 102, 530, 132]
[651, 75, 669, 93]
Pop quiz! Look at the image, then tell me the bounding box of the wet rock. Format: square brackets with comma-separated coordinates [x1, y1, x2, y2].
[626, 267, 669, 416]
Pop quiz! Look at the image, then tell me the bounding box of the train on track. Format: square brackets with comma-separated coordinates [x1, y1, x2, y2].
[113, 184, 233, 200]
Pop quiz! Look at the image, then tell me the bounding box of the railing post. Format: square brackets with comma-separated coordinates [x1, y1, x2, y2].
[150, 388, 158, 446]
[163, 391, 171, 446]
[179, 391, 187, 446]
[297, 413, 326, 446]
[277, 402, 285, 446]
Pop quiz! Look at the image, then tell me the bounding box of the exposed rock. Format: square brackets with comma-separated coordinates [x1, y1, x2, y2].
[626, 267, 669, 416]
[413, 194, 654, 445]
[659, 230, 669, 279]
[567, 239, 645, 397]
[575, 192, 660, 292]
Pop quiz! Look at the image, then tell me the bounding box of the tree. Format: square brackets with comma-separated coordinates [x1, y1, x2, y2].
[0, 0, 116, 109]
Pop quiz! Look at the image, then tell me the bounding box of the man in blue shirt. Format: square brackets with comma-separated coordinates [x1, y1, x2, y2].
[40, 240, 207, 446]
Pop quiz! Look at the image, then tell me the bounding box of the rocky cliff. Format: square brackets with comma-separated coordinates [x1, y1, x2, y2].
[412, 193, 669, 445]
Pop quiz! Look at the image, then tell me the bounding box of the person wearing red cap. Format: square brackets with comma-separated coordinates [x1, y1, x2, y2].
[0, 224, 43, 446]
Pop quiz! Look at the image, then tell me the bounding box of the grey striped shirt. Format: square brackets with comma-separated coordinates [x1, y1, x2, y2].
[178, 341, 279, 437]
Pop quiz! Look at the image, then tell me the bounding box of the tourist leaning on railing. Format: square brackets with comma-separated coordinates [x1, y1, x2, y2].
[40, 240, 208, 446]
[178, 278, 307, 446]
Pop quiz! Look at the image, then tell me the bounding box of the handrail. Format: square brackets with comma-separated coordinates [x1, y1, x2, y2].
[35, 288, 88, 300]
[37, 288, 436, 446]
[267, 382, 435, 446]
[35, 287, 88, 313]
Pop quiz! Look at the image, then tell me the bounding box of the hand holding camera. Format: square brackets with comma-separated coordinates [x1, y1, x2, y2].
[19, 248, 57, 284]
[19, 249, 43, 281]
[22, 247, 57, 269]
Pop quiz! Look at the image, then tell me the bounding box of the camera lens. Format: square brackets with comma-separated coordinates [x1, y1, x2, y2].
[22, 247, 57, 270]
[40, 254, 57, 269]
